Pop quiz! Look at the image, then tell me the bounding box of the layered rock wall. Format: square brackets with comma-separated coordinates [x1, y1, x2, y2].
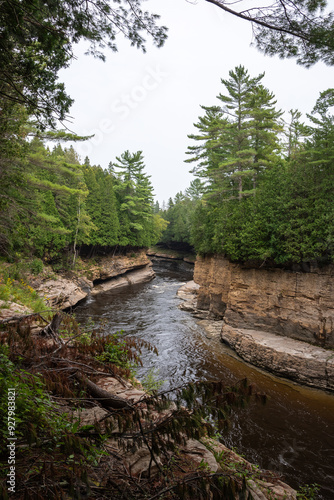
[194, 255, 334, 348]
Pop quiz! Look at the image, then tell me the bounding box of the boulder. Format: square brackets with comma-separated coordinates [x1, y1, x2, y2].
[0, 300, 33, 320]
[36, 276, 89, 309]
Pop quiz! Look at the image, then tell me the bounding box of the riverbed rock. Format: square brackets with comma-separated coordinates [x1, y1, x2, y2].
[91, 264, 155, 295]
[177, 280, 201, 313]
[221, 324, 334, 391]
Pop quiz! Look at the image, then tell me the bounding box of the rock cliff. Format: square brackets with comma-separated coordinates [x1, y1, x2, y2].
[193, 255, 334, 390]
[194, 255, 334, 348]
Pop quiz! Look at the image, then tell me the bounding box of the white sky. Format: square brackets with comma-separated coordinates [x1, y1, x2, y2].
[59, 0, 334, 204]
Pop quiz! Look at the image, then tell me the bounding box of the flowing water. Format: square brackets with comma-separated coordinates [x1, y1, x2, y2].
[74, 260, 334, 498]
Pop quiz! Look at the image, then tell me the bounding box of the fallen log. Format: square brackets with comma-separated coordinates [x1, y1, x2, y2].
[75, 372, 132, 410]
[0, 311, 48, 325]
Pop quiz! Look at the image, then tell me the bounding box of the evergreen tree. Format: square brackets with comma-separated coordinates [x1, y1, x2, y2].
[204, 0, 334, 67]
[112, 150, 158, 247]
[0, 0, 167, 126]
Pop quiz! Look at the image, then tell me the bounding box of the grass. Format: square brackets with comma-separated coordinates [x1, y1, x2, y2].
[0, 275, 49, 313]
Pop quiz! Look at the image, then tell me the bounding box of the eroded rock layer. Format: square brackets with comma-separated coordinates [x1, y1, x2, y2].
[36, 251, 155, 309]
[194, 255, 334, 348]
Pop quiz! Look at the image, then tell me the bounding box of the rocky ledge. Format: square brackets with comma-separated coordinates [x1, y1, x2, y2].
[178, 280, 334, 392]
[221, 324, 334, 391]
[34, 251, 155, 310]
[194, 255, 334, 348]
[147, 247, 196, 264]
[73, 374, 296, 499]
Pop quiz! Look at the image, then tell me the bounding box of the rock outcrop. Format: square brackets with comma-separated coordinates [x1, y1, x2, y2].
[177, 280, 200, 313]
[147, 247, 196, 264]
[84, 250, 153, 282]
[193, 255, 334, 390]
[35, 251, 155, 309]
[194, 255, 334, 348]
[35, 276, 90, 309]
[91, 264, 155, 295]
[0, 300, 33, 319]
[221, 325, 334, 391]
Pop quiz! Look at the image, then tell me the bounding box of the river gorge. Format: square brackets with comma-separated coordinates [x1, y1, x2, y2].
[73, 259, 334, 500]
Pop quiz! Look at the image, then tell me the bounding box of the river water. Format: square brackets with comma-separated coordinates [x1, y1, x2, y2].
[74, 260, 334, 499]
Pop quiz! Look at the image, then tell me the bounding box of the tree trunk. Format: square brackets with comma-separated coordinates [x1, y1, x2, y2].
[40, 312, 64, 345]
[75, 372, 131, 410]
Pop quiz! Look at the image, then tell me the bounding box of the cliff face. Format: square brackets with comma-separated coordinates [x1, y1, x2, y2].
[194, 255, 334, 348]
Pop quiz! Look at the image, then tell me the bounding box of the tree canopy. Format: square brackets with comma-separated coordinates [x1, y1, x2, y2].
[0, 0, 168, 127]
[1, 0, 334, 130]
[155, 66, 334, 266]
[204, 0, 334, 67]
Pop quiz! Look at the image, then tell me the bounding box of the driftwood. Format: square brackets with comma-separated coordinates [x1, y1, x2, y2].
[40, 312, 64, 345]
[75, 372, 132, 410]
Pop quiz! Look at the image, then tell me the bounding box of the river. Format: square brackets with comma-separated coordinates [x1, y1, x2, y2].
[74, 260, 334, 499]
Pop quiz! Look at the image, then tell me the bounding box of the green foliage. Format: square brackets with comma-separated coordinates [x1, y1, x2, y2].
[140, 368, 165, 395]
[0, 0, 167, 127]
[297, 483, 320, 499]
[0, 123, 166, 261]
[159, 181, 205, 248]
[0, 275, 48, 313]
[30, 258, 43, 275]
[96, 331, 134, 371]
[0, 312, 272, 499]
[208, 0, 334, 67]
[0, 346, 69, 449]
[185, 67, 334, 265]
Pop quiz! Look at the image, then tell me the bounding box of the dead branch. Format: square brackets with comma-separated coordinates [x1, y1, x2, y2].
[74, 372, 132, 410]
[0, 311, 50, 325]
[39, 312, 64, 345]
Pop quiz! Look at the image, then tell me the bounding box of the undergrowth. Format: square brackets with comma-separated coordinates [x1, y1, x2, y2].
[0, 312, 277, 499]
[0, 276, 49, 313]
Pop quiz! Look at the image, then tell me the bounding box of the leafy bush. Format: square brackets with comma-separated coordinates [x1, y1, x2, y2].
[0, 346, 69, 450]
[0, 276, 48, 312]
[95, 330, 134, 370]
[30, 258, 44, 275]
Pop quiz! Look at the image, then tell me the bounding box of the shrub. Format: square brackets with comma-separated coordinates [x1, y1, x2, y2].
[30, 258, 44, 275]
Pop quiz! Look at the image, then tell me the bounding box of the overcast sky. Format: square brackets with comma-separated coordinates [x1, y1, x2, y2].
[59, 0, 334, 204]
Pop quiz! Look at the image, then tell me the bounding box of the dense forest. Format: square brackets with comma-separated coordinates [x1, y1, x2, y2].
[2, 65, 334, 269]
[0, 107, 167, 264]
[160, 66, 334, 266]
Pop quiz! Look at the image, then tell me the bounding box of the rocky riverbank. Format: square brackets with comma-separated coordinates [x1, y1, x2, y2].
[33, 250, 155, 310]
[194, 255, 334, 348]
[74, 372, 297, 500]
[147, 246, 196, 264]
[178, 264, 334, 392]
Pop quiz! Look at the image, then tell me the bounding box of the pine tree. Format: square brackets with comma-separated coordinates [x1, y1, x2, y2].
[112, 150, 156, 247]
